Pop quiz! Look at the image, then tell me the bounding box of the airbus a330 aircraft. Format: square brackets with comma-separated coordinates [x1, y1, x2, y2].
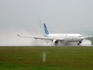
[17, 23, 92, 46]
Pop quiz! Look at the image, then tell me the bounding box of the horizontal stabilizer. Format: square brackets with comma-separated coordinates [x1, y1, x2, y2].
[83, 35, 93, 39]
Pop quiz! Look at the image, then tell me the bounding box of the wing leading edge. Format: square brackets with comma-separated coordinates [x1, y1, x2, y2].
[17, 34, 64, 41]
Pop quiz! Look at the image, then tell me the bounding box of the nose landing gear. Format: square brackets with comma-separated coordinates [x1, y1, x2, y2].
[77, 41, 82, 45]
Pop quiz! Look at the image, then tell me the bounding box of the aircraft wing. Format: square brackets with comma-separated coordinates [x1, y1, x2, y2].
[17, 34, 64, 41]
[33, 36, 64, 41]
[83, 35, 92, 39]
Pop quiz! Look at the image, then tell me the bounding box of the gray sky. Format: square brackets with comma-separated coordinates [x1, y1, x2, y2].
[0, 0, 93, 34]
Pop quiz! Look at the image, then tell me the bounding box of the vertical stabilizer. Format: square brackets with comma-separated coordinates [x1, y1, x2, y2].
[43, 23, 49, 36]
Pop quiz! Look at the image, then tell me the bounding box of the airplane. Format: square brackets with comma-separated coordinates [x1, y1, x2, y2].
[17, 23, 92, 46]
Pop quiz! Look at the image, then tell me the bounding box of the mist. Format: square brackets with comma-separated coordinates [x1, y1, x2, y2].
[0, 29, 92, 46]
[0, 29, 32, 46]
[0, 29, 52, 46]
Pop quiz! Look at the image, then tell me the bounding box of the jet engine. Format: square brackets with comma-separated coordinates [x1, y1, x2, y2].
[53, 40, 59, 46]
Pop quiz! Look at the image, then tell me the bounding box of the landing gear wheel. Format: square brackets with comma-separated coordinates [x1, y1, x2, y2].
[77, 41, 82, 46]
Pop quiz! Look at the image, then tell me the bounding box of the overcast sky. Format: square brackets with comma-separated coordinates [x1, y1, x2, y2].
[0, 0, 93, 34]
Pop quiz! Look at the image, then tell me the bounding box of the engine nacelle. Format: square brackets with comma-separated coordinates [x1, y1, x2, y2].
[53, 40, 59, 46]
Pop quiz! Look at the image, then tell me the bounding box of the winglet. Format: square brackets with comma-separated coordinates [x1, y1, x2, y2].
[43, 23, 49, 36]
[17, 34, 21, 37]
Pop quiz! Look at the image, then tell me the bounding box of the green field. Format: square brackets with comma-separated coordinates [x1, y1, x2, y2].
[0, 46, 93, 70]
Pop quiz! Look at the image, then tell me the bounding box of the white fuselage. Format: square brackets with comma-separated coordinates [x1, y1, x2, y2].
[47, 34, 83, 42]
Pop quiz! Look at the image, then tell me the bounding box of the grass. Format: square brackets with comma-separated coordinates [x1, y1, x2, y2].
[0, 46, 93, 70]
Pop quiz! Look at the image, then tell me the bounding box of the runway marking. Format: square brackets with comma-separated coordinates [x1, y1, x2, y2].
[43, 52, 46, 62]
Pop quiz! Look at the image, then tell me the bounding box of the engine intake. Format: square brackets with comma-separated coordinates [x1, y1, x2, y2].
[53, 40, 59, 46]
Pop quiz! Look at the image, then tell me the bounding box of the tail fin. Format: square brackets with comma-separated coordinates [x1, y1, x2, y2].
[43, 23, 49, 36]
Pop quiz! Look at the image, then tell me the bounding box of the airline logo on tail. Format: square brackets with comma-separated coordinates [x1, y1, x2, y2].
[43, 23, 49, 37]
